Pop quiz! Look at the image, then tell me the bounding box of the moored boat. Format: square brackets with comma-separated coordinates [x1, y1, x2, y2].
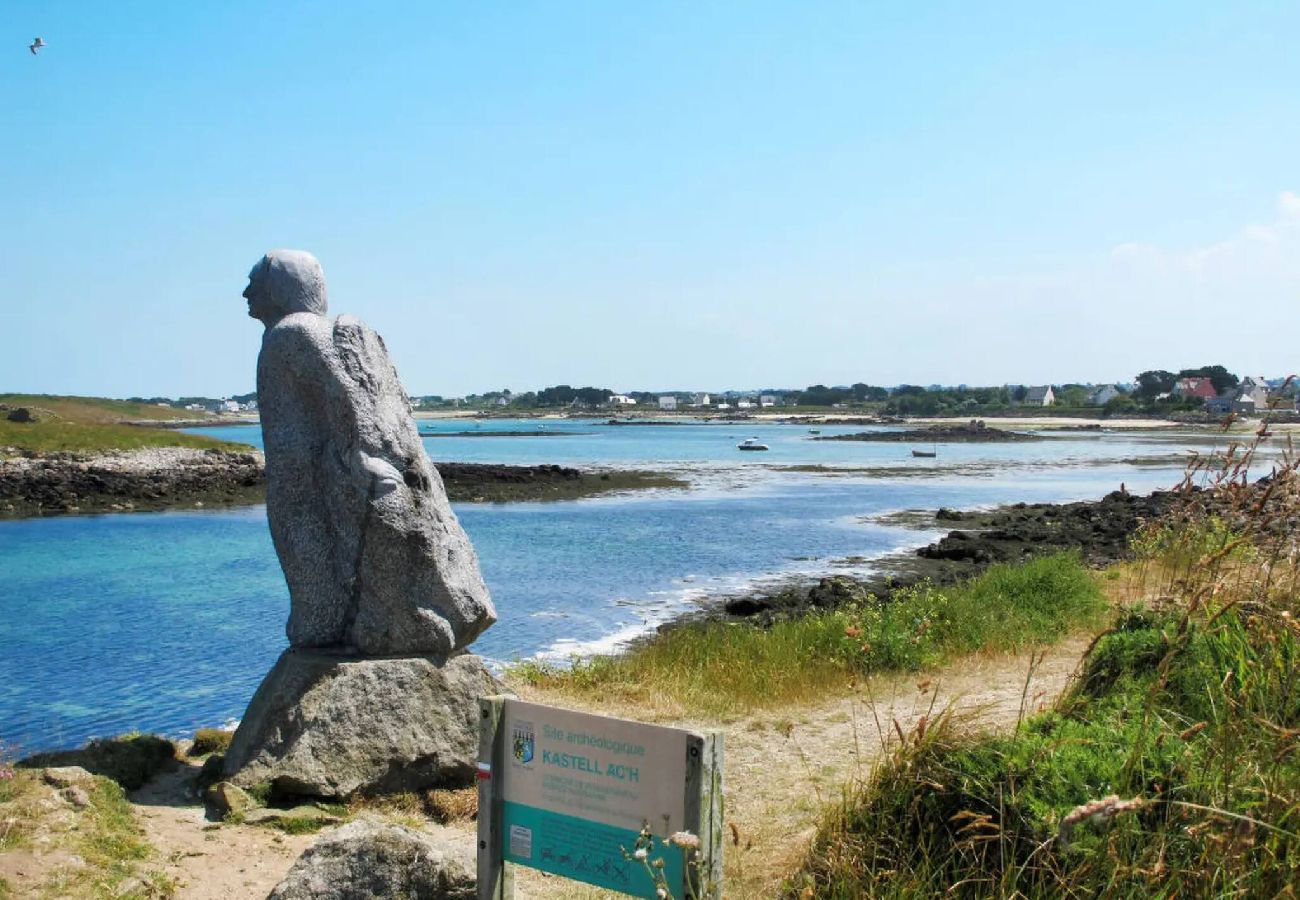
[738, 437, 769, 451]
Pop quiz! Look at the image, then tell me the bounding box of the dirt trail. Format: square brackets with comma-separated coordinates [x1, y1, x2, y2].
[128, 764, 319, 899]
[510, 635, 1092, 899]
[2, 637, 1089, 899]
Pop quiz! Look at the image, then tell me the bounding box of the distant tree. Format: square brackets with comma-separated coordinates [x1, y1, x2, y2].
[1012, 386, 1028, 402]
[798, 384, 851, 406]
[1177, 365, 1239, 395]
[1135, 370, 1177, 400]
[1103, 394, 1138, 416]
[851, 382, 888, 402]
[1054, 385, 1090, 407]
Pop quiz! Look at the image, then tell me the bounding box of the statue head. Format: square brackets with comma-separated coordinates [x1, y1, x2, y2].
[243, 250, 328, 325]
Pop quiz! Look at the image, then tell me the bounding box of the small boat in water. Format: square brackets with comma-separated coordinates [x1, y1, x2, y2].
[911, 449, 937, 458]
[808, 429, 821, 435]
[738, 437, 770, 451]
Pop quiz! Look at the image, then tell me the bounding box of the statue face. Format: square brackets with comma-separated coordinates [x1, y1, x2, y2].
[242, 260, 278, 324]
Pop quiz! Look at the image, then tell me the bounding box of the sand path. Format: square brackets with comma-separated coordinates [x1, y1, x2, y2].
[9, 636, 1085, 899]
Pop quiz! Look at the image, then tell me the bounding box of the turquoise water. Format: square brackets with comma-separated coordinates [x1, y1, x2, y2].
[0, 419, 1240, 752]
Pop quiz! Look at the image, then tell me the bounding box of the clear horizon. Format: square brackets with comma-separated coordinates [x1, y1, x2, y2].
[3, 2, 1297, 397]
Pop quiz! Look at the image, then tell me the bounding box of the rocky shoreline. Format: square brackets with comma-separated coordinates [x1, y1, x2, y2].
[0, 450, 685, 517]
[695, 487, 1181, 626]
[813, 421, 1041, 443]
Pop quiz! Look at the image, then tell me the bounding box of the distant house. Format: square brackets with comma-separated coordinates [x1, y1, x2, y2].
[1205, 394, 1234, 415]
[759, 394, 778, 408]
[736, 400, 754, 409]
[1174, 377, 1218, 401]
[658, 396, 678, 411]
[692, 393, 711, 407]
[1088, 385, 1122, 406]
[715, 402, 732, 410]
[1023, 386, 1055, 407]
[217, 399, 240, 413]
[610, 395, 637, 406]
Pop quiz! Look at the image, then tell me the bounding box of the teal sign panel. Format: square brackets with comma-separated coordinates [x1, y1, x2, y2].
[502, 800, 685, 899]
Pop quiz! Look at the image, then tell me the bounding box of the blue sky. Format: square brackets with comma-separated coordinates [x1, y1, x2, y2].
[2, 1, 1297, 397]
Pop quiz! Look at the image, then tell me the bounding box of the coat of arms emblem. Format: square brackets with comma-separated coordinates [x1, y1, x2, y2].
[512, 721, 535, 764]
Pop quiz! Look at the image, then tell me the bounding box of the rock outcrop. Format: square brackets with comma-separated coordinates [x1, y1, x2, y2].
[268, 820, 475, 900]
[223, 651, 497, 800]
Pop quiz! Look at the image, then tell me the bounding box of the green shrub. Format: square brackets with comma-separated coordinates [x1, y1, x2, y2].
[188, 728, 234, 757]
[20, 733, 176, 790]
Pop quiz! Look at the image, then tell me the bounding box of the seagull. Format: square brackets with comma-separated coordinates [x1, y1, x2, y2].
[29, 37, 46, 55]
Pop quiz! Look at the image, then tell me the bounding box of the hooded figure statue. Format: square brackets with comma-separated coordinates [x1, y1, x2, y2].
[243, 250, 496, 657]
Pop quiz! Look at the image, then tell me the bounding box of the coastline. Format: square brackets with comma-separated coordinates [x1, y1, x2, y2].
[0, 449, 685, 518]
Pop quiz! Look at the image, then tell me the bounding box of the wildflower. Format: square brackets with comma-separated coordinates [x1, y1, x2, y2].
[1058, 795, 1145, 847]
[668, 831, 700, 850]
[634, 847, 648, 860]
[845, 625, 862, 639]
[0, 766, 13, 781]
[656, 890, 667, 899]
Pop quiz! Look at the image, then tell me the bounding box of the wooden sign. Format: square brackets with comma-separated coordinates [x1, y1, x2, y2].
[477, 697, 722, 899]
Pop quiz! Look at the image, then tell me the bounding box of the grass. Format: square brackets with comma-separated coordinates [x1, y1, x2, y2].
[0, 420, 251, 455]
[510, 552, 1107, 718]
[0, 766, 173, 899]
[187, 728, 234, 757]
[0, 394, 200, 425]
[0, 393, 253, 455]
[789, 429, 1300, 897]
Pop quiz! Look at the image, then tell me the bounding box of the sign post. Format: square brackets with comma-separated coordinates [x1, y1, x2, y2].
[477, 696, 723, 899]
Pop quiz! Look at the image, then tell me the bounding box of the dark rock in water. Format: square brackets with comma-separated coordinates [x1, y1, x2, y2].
[269, 820, 475, 900]
[935, 507, 965, 521]
[724, 595, 774, 616]
[5, 407, 37, 423]
[222, 651, 499, 800]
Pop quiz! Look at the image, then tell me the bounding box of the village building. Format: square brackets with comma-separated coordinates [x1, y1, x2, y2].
[658, 396, 678, 411]
[692, 393, 711, 407]
[759, 394, 779, 407]
[1023, 385, 1055, 407]
[610, 394, 637, 406]
[1174, 377, 1218, 402]
[1088, 384, 1122, 406]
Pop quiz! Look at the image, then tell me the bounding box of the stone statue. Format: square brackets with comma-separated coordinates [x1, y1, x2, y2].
[243, 250, 496, 657]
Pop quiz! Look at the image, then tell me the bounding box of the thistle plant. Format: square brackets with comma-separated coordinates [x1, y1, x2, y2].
[622, 823, 713, 900]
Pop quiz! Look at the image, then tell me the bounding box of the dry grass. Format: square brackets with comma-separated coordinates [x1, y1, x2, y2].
[791, 399, 1300, 897]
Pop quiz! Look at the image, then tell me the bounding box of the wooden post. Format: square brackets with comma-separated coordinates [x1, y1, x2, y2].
[682, 730, 724, 899]
[477, 695, 513, 900]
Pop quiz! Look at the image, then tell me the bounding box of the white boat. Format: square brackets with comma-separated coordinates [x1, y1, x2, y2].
[737, 437, 769, 451]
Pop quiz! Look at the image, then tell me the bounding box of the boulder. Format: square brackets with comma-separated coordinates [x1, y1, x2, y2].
[205, 781, 256, 818]
[268, 819, 475, 900]
[5, 407, 37, 423]
[42, 766, 94, 789]
[223, 650, 498, 799]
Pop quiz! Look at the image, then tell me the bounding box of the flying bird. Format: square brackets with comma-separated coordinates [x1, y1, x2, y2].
[29, 37, 46, 55]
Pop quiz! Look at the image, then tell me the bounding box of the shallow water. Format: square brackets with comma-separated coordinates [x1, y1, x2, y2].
[0, 419, 1263, 751]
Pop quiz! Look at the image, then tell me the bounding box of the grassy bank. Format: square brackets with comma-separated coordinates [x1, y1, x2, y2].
[511, 552, 1107, 718]
[0, 394, 250, 455]
[790, 465, 1300, 895]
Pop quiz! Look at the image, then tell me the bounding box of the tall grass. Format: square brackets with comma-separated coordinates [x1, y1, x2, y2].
[790, 404, 1300, 898]
[511, 553, 1106, 718]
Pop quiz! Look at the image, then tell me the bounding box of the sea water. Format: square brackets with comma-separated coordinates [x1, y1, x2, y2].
[0, 420, 1252, 751]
